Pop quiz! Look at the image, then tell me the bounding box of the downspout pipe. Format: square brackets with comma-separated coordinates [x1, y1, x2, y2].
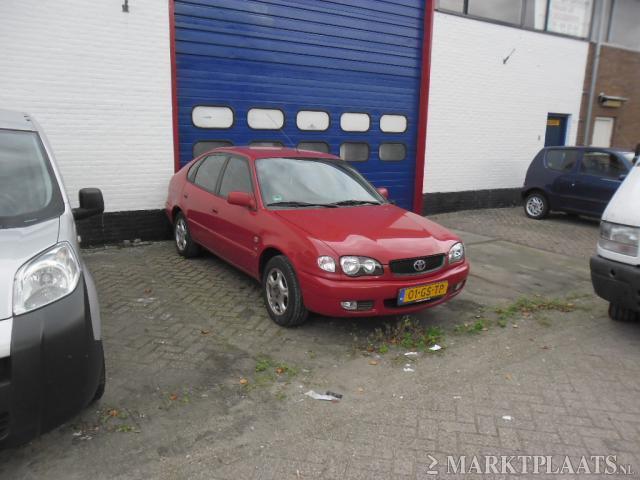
[584, 0, 607, 145]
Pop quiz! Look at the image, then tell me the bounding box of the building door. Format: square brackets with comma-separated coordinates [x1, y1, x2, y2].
[172, 0, 428, 210]
[544, 114, 568, 147]
[591, 117, 614, 147]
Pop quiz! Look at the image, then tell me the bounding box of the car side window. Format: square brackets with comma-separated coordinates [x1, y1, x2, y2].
[219, 156, 253, 198]
[580, 152, 627, 179]
[545, 150, 579, 172]
[193, 154, 227, 192]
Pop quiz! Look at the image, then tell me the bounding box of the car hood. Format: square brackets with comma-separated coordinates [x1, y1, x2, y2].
[602, 164, 640, 226]
[0, 217, 60, 320]
[274, 205, 459, 262]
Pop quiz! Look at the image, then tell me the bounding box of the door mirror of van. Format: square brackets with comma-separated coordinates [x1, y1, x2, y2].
[73, 188, 105, 220]
[227, 191, 256, 210]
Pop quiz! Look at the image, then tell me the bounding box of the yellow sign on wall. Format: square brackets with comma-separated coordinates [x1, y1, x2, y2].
[547, 119, 561, 127]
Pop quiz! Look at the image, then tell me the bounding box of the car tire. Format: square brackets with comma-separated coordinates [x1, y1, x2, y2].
[262, 255, 309, 327]
[91, 357, 106, 404]
[524, 191, 549, 220]
[608, 303, 639, 322]
[174, 212, 200, 258]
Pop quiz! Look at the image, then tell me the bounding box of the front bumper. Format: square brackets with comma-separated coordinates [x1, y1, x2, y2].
[0, 277, 104, 447]
[298, 261, 470, 317]
[590, 255, 640, 312]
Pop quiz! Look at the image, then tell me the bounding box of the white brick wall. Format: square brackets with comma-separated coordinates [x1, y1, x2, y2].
[424, 12, 589, 193]
[0, 0, 173, 212]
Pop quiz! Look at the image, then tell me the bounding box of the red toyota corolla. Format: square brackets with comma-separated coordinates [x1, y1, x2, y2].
[165, 147, 469, 326]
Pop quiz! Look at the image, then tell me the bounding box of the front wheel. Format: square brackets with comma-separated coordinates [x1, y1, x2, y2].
[608, 303, 639, 322]
[262, 255, 308, 327]
[524, 192, 549, 220]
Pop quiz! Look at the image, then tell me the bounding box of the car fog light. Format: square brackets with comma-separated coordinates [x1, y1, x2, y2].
[341, 301, 358, 311]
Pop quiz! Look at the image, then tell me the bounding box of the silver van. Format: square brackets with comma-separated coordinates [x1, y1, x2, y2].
[0, 109, 105, 446]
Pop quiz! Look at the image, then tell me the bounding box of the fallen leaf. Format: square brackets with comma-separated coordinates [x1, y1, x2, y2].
[200, 329, 210, 335]
[357, 387, 364, 393]
[368, 360, 378, 366]
[275, 367, 284, 375]
[144, 288, 152, 294]
[239, 378, 249, 385]
[169, 394, 178, 401]
[513, 324, 519, 328]
[366, 346, 374, 353]
[541, 345, 549, 350]
[108, 409, 118, 417]
[505, 373, 512, 381]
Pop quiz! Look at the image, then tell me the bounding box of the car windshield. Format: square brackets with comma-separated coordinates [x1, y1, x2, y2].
[256, 157, 384, 208]
[0, 129, 64, 228]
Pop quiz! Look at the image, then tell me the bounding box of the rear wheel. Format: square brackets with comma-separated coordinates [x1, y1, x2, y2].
[608, 303, 639, 322]
[174, 212, 200, 258]
[524, 191, 549, 220]
[262, 255, 308, 327]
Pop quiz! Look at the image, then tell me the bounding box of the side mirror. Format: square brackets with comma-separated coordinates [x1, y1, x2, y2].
[227, 191, 256, 210]
[73, 188, 104, 220]
[376, 187, 389, 200]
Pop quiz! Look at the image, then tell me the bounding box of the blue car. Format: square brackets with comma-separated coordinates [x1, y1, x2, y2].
[522, 147, 635, 220]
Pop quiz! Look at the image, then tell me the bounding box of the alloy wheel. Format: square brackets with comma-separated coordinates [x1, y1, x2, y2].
[266, 268, 289, 315]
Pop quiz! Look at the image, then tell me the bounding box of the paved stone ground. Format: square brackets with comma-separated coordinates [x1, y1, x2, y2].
[1, 207, 639, 479]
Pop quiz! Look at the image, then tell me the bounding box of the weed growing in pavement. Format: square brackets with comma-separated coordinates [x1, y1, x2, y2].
[243, 356, 301, 392]
[495, 295, 581, 325]
[365, 316, 444, 353]
[454, 318, 488, 334]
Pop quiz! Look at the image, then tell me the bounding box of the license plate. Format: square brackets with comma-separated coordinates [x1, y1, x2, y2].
[398, 281, 448, 305]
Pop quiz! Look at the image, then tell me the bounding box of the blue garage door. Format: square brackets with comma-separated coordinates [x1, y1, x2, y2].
[174, 0, 426, 210]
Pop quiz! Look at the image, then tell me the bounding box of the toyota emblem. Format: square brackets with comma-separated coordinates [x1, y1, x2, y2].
[413, 259, 427, 271]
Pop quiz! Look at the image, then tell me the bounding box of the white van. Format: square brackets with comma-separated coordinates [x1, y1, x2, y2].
[590, 147, 640, 321]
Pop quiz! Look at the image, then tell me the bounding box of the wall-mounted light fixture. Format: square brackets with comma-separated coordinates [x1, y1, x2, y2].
[122, 0, 129, 13]
[598, 94, 628, 108]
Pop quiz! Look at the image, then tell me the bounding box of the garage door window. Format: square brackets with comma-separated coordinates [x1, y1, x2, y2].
[192, 106, 234, 129]
[193, 141, 232, 158]
[340, 143, 369, 162]
[296, 111, 330, 131]
[379, 143, 406, 161]
[297, 142, 330, 153]
[249, 141, 284, 147]
[380, 115, 407, 133]
[340, 113, 370, 132]
[248, 108, 285, 130]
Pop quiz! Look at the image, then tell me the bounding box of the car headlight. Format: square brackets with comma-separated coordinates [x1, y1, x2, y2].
[317, 256, 336, 273]
[448, 242, 465, 264]
[599, 221, 640, 256]
[340, 256, 383, 276]
[13, 242, 81, 316]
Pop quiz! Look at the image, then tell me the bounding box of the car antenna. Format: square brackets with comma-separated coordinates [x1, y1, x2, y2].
[264, 111, 296, 150]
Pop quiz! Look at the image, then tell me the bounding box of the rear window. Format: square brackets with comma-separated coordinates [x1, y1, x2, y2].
[0, 129, 64, 229]
[545, 150, 579, 172]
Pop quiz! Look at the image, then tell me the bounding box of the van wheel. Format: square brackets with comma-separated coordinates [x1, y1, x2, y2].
[263, 255, 308, 327]
[174, 213, 200, 258]
[524, 192, 549, 219]
[608, 303, 639, 322]
[91, 357, 106, 404]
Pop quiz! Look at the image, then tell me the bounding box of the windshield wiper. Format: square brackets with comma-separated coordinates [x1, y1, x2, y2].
[266, 201, 337, 208]
[328, 200, 381, 206]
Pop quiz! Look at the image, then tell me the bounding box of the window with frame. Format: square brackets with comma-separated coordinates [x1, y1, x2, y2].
[193, 154, 227, 192]
[545, 149, 579, 172]
[193, 141, 232, 158]
[608, 0, 640, 51]
[247, 108, 285, 130]
[468, 0, 523, 25]
[297, 142, 330, 153]
[249, 141, 284, 147]
[192, 106, 233, 129]
[580, 152, 628, 179]
[296, 111, 330, 131]
[340, 143, 369, 162]
[219, 157, 253, 197]
[380, 114, 408, 133]
[379, 143, 407, 161]
[340, 113, 370, 132]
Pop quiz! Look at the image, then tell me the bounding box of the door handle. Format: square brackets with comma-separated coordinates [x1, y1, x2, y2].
[183, 193, 189, 199]
[211, 208, 218, 214]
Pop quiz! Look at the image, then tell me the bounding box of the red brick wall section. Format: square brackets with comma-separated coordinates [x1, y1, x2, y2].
[578, 44, 640, 150]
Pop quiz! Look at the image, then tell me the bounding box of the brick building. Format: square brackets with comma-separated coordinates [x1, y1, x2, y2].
[0, 0, 638, 242]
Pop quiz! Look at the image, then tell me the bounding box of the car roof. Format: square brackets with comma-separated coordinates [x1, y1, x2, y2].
[0, 108, 37, 132]
[210, 146, 340, 161]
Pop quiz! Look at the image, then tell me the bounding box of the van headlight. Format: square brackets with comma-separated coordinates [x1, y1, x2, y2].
[13, 242, 81, 316]
[599, 221, 640, 256]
